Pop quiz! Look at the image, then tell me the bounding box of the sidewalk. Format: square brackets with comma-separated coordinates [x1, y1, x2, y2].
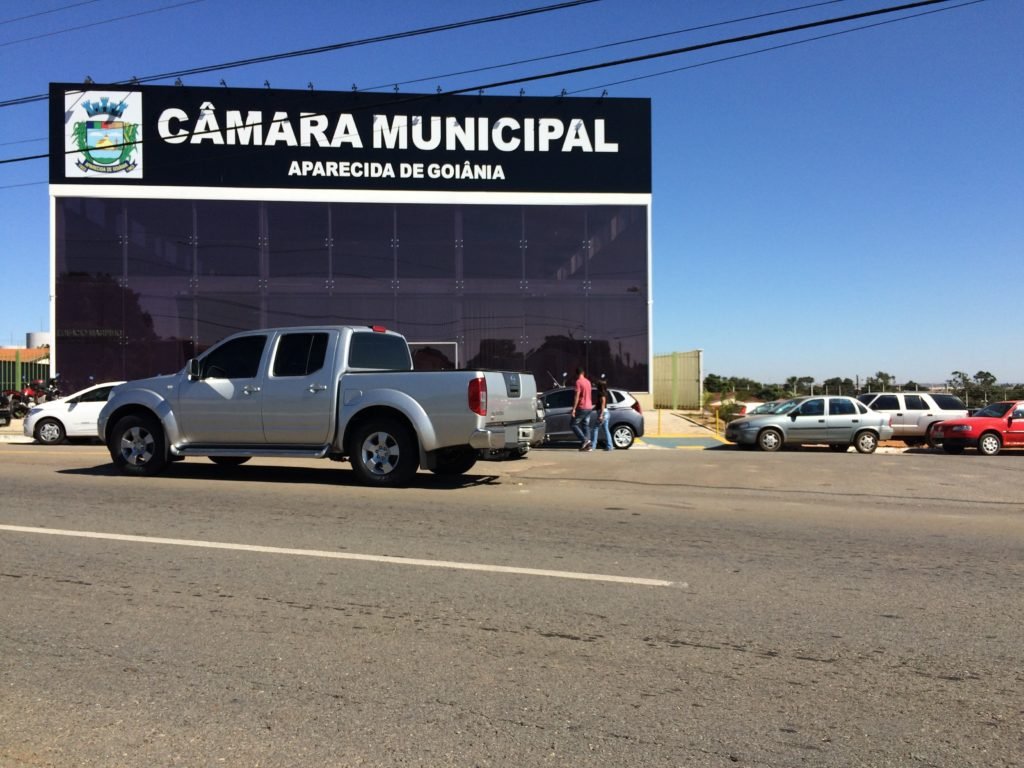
[0, 418, 32, 443]
[635, 409, 726, 449]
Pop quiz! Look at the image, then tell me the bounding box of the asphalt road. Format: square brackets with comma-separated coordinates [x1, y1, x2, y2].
[1, 442, 1021, 767]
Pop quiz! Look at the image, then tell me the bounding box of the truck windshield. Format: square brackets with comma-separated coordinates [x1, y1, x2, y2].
[348, 332, 413, 371]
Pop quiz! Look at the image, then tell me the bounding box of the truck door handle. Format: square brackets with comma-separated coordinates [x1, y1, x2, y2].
[242, 385, 261, 395]
[308, 384, 327, 393]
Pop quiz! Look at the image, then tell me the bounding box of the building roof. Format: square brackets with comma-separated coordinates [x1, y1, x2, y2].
[0, 348, 51, 363]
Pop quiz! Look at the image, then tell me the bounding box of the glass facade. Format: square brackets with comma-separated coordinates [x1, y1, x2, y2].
[54, 197, 649, 393]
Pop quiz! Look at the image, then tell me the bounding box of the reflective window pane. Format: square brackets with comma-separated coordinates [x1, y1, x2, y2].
[267, 202, 328, 278]
[397, 204, 455, 279]
[525, 206, 586, 281]
[462, 205, 522, 279]
[126, 199, 193, 277]
[196, 201, 259, 276]
[57, 198, 123, 278]
[333, 204, 393, 280]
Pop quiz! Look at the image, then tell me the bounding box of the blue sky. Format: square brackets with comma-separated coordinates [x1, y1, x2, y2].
[2, 0, 1021, 384]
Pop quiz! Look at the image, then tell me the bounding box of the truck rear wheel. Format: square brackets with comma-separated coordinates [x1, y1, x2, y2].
[431, 447, 478, 476]
[350, 418, 418, 487]
[109, 413, 167, 476]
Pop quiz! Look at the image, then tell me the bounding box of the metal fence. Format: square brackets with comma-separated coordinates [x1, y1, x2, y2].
[652, 349, 703, 409]
[0, 354, 51, 393]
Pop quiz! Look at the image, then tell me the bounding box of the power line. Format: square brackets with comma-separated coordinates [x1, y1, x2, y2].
[566, 0, 986, 94]
[363, 0, 849, 92]
[436, 0, 972, 98]
[0, 0, 204, 48]
[0, 0, 853, 148]
[0, 0, 601, 109]
[0, 0, 106, 26]
[0, 0, 987, 173]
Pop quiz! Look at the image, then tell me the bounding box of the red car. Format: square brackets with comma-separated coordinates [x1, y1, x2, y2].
[932, 400, 1024, 456]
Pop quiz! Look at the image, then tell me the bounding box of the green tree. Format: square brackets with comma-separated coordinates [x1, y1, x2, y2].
[822, 377, 855, 395]
[703, 373, 728, 394]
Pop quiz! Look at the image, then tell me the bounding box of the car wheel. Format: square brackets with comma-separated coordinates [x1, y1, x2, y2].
[757, 428, 783, 452]
[35, 418, 67, 445]
[350, 417, 418, 486]
[942, 443, 964, 455]
[431, 446, 478, 476]
[829, 443, 848, 452]
[209, 456, 251, 467]
[854, 430, 878, 454]
[109, 413, 167, 476]
[1, 415, 11, 427]
[978, 432, 1002, 456]
[611, 424, 635, 449]
[925, 424, 940, 448]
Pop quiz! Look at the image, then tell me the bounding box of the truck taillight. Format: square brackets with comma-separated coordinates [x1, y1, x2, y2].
[468, 377, 487, 416]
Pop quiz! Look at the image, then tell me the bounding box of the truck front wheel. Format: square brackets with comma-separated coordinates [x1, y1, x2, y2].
[109, 414, 168, 476]
[350, 418, 419, 487]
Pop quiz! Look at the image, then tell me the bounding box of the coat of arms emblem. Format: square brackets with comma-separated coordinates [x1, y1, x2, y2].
[70, 95, 140, 174]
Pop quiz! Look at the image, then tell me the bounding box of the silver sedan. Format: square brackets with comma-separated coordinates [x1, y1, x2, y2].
[725, 396, 894, 453]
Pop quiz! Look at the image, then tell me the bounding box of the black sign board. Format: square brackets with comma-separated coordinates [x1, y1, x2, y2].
[51, 83, 650, 194]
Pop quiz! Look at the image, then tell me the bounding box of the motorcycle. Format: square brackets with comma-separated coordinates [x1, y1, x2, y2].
[0, 392, 11, 427]
[20, 375, 61, 405]
[3, 392, 30, 420]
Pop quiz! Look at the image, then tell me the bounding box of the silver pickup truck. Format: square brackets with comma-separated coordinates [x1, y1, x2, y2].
[98, 325, 543, 486]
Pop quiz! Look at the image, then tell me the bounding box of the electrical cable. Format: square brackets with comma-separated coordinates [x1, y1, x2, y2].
[0, 0, 988, 173]
[0, 0, 106, 27]
[436, 0, 969, 98]
[363, 0, 849, 92]
[0, 0, 204, 48]
[0, 0, 601, 108]
[566, 0, 986, 94]
[0, 0, 853, 148]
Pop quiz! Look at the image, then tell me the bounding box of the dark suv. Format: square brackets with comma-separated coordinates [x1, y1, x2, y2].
[0, 392, 11, 427]
[856, 392, 968, 446]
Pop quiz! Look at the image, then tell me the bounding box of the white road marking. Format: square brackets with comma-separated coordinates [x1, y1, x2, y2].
[0, 524, 675, 588]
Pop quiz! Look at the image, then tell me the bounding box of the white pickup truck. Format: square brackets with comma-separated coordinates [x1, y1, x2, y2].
[97, 325, 543, 486]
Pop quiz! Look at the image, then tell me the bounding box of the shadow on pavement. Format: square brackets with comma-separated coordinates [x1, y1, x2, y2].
[57, 461, 504, 490]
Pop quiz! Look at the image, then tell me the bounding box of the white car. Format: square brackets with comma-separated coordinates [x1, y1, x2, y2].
[24, 381, 124, 445]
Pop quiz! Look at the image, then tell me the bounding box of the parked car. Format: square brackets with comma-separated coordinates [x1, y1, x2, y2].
[725, 395, 894, 453]
[24, 381, 125, 444]
[539, 386, 644, 449]
[931, 400, 1024, 456]
[856, 391, 967, 446]
[746, 400, 783, 416]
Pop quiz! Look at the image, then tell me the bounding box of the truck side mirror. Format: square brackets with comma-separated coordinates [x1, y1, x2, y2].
[186, 358, 201, 381]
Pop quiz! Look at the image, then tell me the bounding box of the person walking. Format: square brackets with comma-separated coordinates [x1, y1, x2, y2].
[570, 367, 594, 451]
[591, 379, 614, 451]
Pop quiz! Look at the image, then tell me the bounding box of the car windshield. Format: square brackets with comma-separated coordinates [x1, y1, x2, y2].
[973, 402, 1013, 418]
[771, 398, 803, 415]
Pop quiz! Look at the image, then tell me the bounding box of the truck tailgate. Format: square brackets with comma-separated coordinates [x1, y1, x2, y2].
[483, 371, 538, 424]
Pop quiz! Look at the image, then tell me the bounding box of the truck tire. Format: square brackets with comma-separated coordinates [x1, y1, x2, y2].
[350, 417, 419, 487]
[431, 447, 478, 476]
[109, 413, 168, 476]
